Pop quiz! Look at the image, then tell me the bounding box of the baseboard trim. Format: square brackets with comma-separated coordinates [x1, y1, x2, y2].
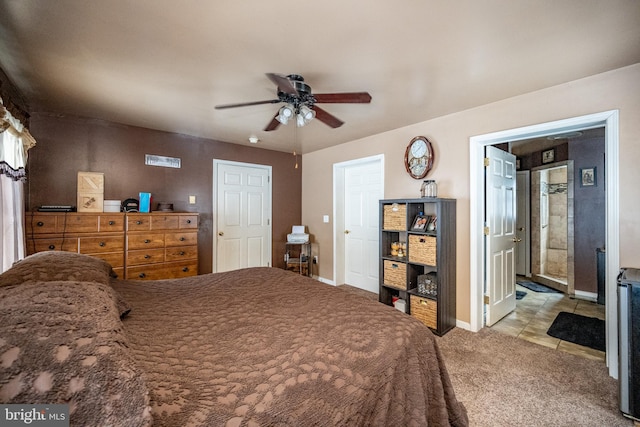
[316, 276, 336, 286]
[574, 290, 598, 303]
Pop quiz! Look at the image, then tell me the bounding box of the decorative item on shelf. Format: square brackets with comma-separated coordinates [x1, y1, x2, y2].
[411, 212, 429, 231]
[103, 200, 121, 213]
[121, 198, 139, 212]
[390, 242, 400, 256]
[156, 202, 174, 212]
[77, 171, 104, 212]
[427, 216, 437, 232]
[420, 179, 438, 198]
[139, 192, 152, 213]
[417, 273, 438, 297]
[390, 242, 406, 257]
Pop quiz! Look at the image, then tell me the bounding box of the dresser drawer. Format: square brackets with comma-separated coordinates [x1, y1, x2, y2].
[60, 214, 100, 233]
[126, 261, 197, 280]
[164, 231, 197, 247]
[99, 214, 125, 232]
[165, 245, 198, 261]
[127, 214, 152, 231]
[127, 248, 165, 266]
[151, 215, 179, 230]
[127, 233, 165, 250]
[26, 214, 61, 234]
[27, 238, 78, 254]
[78, 235, 124, 254]
[179, 215, 198, 229]
[91, 252, 125, 269]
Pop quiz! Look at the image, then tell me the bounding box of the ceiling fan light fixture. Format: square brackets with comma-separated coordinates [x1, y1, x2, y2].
[299, 105, 315, 122]
[276, 104, 295, 124]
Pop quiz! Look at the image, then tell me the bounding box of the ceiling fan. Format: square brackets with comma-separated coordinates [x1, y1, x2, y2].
[214, 73, 372, 131]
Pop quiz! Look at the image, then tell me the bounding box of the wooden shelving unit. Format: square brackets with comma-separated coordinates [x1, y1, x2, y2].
[379, 198, 457, 336]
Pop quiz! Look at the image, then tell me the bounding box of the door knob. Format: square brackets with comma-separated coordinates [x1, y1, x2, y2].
[512, 237, 522, 242]
[218, 231, 224, 236]
[344, 230, 351, 234]
[518, 227, 525, 231]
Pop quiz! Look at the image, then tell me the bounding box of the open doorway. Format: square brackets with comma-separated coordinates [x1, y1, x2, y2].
[530, 161, 575, 294]
[469, 110, 620, 378]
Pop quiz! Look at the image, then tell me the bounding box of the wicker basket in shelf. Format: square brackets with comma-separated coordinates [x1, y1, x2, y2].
[408, 235, 437, 265]
[383, 259, 406, 290]
[383, 204, 406, 230]
[410, 294, 437, 329]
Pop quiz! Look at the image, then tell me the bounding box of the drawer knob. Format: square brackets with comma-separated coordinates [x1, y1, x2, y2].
[182, 267, 189, 272]
[48, 244, 55, 250]
[144, 254, 151, 259]
[138, 273, 146, 278]
[37, 221, 44, 227]
[144, 239, 151, 244]
[109, 221, 115, 225]
[136, 220, 142, 225]
[420, 299, 428, 306]
[186, 219, 191, 224]
[179, 251, 185, 256]
[180, 237, 186, 241]
[99, 242, 105, 247]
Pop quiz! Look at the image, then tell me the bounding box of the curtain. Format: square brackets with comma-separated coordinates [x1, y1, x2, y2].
[0, 97, 35, 272]
[0, 175, 25, 271]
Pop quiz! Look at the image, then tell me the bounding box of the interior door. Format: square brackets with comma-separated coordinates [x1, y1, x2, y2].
[214, 161, 271, 272]
[485, 146, 517, 326]
[515, 170, 530, 276]
[344, 161, 383, 293]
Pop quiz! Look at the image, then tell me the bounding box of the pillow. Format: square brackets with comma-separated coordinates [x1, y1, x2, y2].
[0, 281, 152, 427]
[0, 251, 116, 286]
[0, 252, 131, 318]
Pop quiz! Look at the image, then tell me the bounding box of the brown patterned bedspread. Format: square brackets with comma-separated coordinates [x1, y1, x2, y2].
[111, 267, 468, 427]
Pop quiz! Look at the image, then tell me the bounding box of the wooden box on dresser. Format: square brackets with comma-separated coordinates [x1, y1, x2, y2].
[379, 198, 456, 336]
[125, 212, 198, 280]
[25, 212, 126, 277]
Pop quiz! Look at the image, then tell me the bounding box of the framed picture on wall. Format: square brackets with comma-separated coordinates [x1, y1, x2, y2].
[580, 167, 597, 187]
[542, 148, 555, 164]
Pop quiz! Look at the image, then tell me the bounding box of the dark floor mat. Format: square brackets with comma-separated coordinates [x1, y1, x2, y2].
[546, 311, 605, 351]
[517, 280, 561, 293]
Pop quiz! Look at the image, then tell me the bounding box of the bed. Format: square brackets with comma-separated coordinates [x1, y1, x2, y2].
[0, 252, 468, 426]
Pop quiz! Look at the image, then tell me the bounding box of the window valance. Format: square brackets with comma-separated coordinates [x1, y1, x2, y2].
[0, 99, 36, 181]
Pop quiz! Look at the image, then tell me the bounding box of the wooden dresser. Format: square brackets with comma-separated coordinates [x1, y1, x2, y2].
[25, 211, 199, 280]
[25, 212, 126, 277]
[125, 212, 199, 280]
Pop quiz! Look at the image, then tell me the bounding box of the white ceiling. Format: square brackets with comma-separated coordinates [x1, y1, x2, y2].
[1, 1, 638, 153]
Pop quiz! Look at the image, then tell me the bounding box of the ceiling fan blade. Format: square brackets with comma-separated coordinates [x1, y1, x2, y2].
[312, 105, 344, 128]
[313, 92, 372, 104]
[264, 113, 281, 131]
[266, 73, 298, 95]
[215, 99, 280, 109]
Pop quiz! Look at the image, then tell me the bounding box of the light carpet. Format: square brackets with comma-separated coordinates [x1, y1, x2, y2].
[436, 328, 632, 426]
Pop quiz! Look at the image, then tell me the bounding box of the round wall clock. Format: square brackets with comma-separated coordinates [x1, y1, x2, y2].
[404, 136, 434, 179]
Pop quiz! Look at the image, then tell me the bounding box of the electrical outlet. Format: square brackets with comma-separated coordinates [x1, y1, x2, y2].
[313, 256, 318, 264]
[188, 195, 196, 204]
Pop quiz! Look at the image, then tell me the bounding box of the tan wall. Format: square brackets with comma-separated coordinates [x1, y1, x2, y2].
[302, 64, 640, 324]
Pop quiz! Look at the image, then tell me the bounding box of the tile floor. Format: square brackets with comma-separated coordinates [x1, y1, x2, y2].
[490, 280, 606, 361]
